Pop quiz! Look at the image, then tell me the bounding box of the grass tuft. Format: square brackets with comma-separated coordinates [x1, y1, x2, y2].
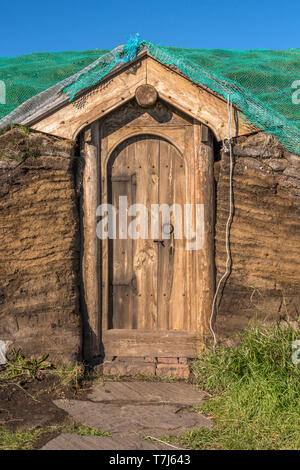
[0, 419, 111, 450]
[4, 349, 52, 379]
[61, 420, 111, 437]
[50, 363, 85, 391]
[0, 428, 48, 450]
[180, 324, 300, 450]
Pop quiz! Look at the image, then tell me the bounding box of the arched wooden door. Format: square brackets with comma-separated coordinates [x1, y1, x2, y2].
[107, 135, 189, 331]
[91, 99, 215, 359]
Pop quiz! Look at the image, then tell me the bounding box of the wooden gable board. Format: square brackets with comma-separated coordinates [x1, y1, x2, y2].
[26, 52, 257, 141]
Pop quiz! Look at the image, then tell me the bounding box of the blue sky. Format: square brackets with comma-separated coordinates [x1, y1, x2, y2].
[1, 0, 300, 57]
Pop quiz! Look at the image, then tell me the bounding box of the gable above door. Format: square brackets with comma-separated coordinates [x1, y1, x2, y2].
[24, 52, 258, 141]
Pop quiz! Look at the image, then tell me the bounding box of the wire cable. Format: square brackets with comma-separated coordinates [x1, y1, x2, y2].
[209, 94, 234, 348]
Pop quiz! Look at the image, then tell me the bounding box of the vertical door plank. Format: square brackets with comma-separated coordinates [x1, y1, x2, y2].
[109, 143, 134, 328]
[132, 136, 159, 329]
[100, 121, 110, 333]
[158, 139, 187, 330]
[185, 124, 196, 333]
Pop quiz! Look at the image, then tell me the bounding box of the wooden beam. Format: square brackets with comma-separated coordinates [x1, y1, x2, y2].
[194, 123, 216, 335]
[102, 329, 203, 357]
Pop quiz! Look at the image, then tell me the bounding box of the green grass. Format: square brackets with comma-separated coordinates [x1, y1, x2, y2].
[0, 420, 111, 450]
[60, 420, 111, 438]
[179, 324, 300, 450]
[0, 428, 47, 450]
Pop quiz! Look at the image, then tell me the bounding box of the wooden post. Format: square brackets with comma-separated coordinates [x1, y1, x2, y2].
[194, 123, 215, 338]
[81, 122, 101, 363]
[201, 124, 215, 336]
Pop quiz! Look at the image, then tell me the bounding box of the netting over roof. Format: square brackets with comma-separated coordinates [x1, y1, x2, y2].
[0, 50, 109, 117]
[0, 35, 299, 155]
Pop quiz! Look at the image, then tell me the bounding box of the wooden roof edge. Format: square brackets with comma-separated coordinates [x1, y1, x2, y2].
[27, 50, 258, 141]
[21, 50, 150, 128]
[23, 48, 250, 127]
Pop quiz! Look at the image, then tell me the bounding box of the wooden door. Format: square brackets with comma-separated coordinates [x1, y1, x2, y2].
[107, 135, 189, 331]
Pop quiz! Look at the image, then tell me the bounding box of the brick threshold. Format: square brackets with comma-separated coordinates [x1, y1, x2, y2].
[101, 356, 191, 379]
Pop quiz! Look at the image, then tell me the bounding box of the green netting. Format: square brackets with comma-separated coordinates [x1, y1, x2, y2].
[0, 49, 109, 119]
[0, 36, 299, 155]
[145, 42, 300, 155]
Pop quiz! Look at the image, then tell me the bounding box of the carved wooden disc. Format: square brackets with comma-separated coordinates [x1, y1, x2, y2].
[135, 85, 158, 108]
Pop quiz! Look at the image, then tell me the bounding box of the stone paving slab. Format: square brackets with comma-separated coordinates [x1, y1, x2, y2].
[87, 381, 206, 406]
[44, 381, 212, 450]
[53, 400, 212, 436]
[42, 433, 177, 450]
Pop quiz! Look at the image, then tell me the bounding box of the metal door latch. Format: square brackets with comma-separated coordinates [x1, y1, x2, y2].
[154, 240, 165, 247]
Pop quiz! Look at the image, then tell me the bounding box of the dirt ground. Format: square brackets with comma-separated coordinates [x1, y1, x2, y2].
[0, 365, 92, 449]
[0, 350, 198, 451]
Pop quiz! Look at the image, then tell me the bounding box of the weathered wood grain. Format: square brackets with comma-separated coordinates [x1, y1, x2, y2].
[102, 330, 203, 357]
[30, 58, 147, 139]
[28, 54, 257, 141]
[81, 124, 101, 361]
[96, 100, 215, 358]
[135, 84, 158, 108]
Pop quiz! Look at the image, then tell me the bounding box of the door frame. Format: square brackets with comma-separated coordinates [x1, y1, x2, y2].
[106, 134, 189, 331]
[80, 99, 215, 363]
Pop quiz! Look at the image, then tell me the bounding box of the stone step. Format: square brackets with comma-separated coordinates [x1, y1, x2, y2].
[87, 381, 206, 406]
[53, 400, 213, 436]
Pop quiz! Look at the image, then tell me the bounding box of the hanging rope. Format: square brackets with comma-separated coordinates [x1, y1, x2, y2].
[209, 94, 234, 348]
